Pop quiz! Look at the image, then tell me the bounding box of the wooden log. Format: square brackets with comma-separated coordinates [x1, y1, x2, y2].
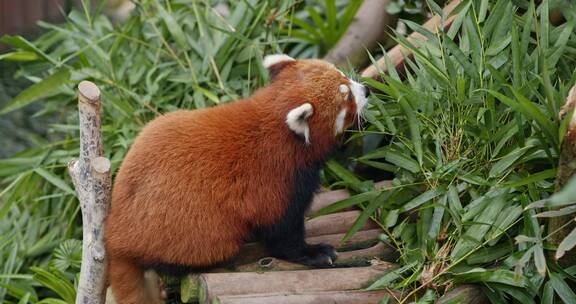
[305, 210, 379, 237]
[214, 290, 399, 304]
[235, 242, 395, 272]
[195, 265, 397, 304]
[68, 81, 111, 304]
[324, 0, 396, 68]
[233, 229, 385, 266]
[549, 84, 576, 267]
[308, 180, 392, 216]
[306, 229, 383, 250]
[361, 0, 461, 79]
[436, 285, 487, 304]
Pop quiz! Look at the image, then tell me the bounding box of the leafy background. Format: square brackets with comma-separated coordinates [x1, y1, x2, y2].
[1, 0, 576, 303]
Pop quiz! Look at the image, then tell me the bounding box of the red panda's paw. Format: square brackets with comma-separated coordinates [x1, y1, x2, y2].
[299, 243, 338, 268]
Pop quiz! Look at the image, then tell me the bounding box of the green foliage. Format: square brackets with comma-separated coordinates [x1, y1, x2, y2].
[283, 0, 363, 58]
[319, 0, 576, 302]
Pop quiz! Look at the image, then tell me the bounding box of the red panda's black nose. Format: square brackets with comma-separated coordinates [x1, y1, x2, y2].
[364, 86, 370, 98]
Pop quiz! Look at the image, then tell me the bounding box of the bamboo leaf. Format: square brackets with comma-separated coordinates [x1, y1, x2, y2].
[33, 168, 75, 195]
[555, 227, 576, 260]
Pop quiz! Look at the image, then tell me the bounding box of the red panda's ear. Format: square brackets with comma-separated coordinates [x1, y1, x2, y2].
[263, 54, 295, 80]
[286, 103, 313, 144]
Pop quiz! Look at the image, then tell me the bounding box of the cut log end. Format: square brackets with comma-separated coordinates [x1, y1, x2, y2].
[92, 157, 111, 174]
[78, 80, 101, 104]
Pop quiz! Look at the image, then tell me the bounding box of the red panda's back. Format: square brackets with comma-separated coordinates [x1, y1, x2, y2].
[105, 102, 295, 267]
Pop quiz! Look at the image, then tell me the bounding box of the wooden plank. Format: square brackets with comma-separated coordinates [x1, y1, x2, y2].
[196, 265, 397, 303]
[22, 0, 45, 31]
[215, 290, 400, 304]
[2, 0, 24, 35]
[44, 0, 66, 21]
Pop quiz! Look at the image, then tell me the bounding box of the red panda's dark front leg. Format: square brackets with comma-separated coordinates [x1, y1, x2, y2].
[260, 210, 337, 267]
[257, 164, 337, 267]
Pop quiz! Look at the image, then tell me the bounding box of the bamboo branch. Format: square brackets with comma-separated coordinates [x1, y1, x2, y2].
[361, 0, 461, 79]
[214, 290, 400, 304]
[549, 84, 576, 267]
[69, 81, 111, 304]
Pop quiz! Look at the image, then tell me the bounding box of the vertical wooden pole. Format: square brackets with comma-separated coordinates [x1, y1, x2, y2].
[68, 81, 111, 304]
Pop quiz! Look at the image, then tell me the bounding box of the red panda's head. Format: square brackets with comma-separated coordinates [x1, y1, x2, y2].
[263, 54, 369, 146]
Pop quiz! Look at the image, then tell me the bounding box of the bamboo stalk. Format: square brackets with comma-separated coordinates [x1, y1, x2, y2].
[194, 265, 397, 304]
[549, 84, 576, 267]
[214, 290, 399, 304]
[361, 0, 461, 79]
[68, 81, 111, 304]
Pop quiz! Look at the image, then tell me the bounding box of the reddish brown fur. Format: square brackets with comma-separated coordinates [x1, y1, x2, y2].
[105, 59, 359, 303]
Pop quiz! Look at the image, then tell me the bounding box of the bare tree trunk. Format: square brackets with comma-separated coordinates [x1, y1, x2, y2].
[361, 0, 461, 79]
[549, 85, 576, 267]
[68, 81, 111, 304]
[324, 0, 396, 69]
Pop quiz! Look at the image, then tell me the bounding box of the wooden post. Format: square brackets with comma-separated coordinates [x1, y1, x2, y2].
[68, 81, 111, 304]
[549, 84, 576, 266]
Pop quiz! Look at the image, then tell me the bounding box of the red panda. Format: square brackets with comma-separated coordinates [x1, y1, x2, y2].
[104, 54, 369, 304]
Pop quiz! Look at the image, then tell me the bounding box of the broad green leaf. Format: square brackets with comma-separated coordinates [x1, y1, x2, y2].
[366, 261, 417, 290]
[0, 69, 70, 115]
[0, 51, 38, 61]
[549, 273, 576, 304]
[30, 267, 75, 303]
[503, 169, 556, 188]
[399, 98, 423, 165]
[400, 188, 445, 212]
[313, 191, 379, 217]
[556, 227, 576, 260]
[33, 168, 75, 195]
[489, 146, 531, 178]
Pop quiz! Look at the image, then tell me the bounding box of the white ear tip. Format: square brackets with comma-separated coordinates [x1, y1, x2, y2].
[263, 54, 295, 68]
